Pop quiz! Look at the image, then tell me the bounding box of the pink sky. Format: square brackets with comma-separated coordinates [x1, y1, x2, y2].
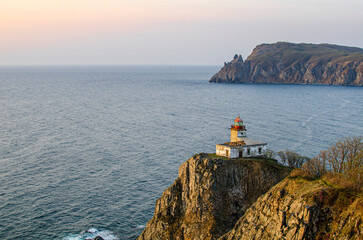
[1, 0, 363, 65]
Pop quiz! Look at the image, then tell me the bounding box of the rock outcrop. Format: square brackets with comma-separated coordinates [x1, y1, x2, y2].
[219, 177, 363, 240]
[138, 153, 291, 240]
[209, 42, 363, 86]
[138, 153, 363, 240]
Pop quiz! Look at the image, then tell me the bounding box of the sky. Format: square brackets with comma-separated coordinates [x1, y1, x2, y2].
[1, 0, 363, 65]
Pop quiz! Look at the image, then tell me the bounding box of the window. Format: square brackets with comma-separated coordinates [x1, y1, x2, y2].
[258, 147, 262, 154]
[247, 148, 250, 155]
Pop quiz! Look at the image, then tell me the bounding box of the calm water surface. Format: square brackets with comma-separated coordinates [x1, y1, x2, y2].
[0, 66, 362, 239]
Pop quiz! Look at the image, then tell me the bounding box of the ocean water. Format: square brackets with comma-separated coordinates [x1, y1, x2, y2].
[0, 65, 362, 239]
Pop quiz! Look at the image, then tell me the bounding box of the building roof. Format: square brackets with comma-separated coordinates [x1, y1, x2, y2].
[218, 137, 267, 147]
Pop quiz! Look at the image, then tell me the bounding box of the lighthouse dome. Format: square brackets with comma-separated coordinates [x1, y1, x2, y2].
[234, 116, 243, 122]
[231, 116, 246, 130]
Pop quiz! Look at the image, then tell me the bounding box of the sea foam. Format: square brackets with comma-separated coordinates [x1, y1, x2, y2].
[62, 227, 119, 240]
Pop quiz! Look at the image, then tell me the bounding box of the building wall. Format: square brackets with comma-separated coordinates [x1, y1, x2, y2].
[216, 145, 231, 157]
[216, 144, 267, 158]
[242, 145, 267, 158]
[230, 148, 242, 158]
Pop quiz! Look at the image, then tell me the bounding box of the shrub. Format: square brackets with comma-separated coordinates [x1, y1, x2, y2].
[277, 149, 310, 168]
[290, 168, 315, 179]
[327, 136, 362, 176]
[297, 136, 362, 192]
[322, 172, 362, 192]
[265, 149, 276, 159]
[301, 151, 328, 178]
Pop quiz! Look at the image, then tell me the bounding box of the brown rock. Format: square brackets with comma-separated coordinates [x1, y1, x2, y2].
[138, 153, 290, 240]
[219, 178, 363, 240]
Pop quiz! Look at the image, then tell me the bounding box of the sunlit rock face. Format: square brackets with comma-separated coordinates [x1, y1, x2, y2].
[138, 153, 290, 240]
[219, 177, 363, 240]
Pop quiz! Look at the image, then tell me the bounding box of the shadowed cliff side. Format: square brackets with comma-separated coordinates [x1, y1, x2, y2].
[219, 177, 363, 240]
[209, 42, 363, 86]
[138, 153, 291, 240]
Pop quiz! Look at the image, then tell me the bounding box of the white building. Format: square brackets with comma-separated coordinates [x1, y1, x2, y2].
[216, 116, 267, 158]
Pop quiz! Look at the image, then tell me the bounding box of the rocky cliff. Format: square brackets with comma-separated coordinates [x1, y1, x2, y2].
[219, 177, 363, 240]
[138, 153, 363, 240]
[138, 153, 291, 240]
[209, 42, 363, 86]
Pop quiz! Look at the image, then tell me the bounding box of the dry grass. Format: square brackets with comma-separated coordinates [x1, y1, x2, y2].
[322, 173, 363, 193]
[289, 168, 315, 180]
[290, 169, 363, 194]
[295, 136, 363, 194]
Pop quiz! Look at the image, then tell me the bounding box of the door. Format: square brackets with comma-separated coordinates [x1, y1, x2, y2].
[226, 150, 229, 157]
[239, 151, 243, 158]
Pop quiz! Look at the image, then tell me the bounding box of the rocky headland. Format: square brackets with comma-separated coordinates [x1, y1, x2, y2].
[138, 153, 291, 239]
[209, 42, 363, 86]
[138, 153, 363, 240]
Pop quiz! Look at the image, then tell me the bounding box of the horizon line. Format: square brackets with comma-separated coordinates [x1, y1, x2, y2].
[0, 63, 222, 67]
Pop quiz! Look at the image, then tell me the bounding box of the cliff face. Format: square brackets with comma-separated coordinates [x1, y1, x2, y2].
[138, 153, 291, 240]
[220, 177, 363, 240]
[209, 42, 363, 86]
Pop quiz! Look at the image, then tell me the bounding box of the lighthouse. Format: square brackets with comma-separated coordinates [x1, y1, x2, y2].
[230, 116, 247, 142]
[216, 116, 267, 158]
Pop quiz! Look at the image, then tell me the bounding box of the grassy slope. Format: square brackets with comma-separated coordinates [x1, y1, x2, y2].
[285, 176, 363, 239]
[248, 42, 363, 67]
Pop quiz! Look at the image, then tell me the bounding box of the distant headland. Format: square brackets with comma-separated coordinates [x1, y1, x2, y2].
[209, 42, 363, 86]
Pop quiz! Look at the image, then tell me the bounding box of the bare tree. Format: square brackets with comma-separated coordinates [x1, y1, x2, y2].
[278, 150, 309, 168]
[265, 149, 276, 159]
[301, 151, 328, 178]
[323, 137, 363, 175]
[301, 136, 362, 189]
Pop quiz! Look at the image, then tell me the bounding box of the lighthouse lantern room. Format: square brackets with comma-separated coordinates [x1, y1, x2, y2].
[216, 116, 267, 158]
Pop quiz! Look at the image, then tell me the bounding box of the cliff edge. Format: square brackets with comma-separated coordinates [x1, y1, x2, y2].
[138, 153, 291, 240]
[209, 42, 363, 86]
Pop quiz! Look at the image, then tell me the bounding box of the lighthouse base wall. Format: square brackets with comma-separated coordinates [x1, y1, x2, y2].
[216, 144, 267, 159]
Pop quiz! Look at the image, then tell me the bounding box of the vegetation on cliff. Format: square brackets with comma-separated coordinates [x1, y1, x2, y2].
[266, 136, 362, 192]
[298, 136, 363, 192]
[220, 136, 362, 239]
[209, 42, 363, 86]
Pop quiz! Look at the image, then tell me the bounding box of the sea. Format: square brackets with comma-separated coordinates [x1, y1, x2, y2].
[0, 65, 362, 240]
